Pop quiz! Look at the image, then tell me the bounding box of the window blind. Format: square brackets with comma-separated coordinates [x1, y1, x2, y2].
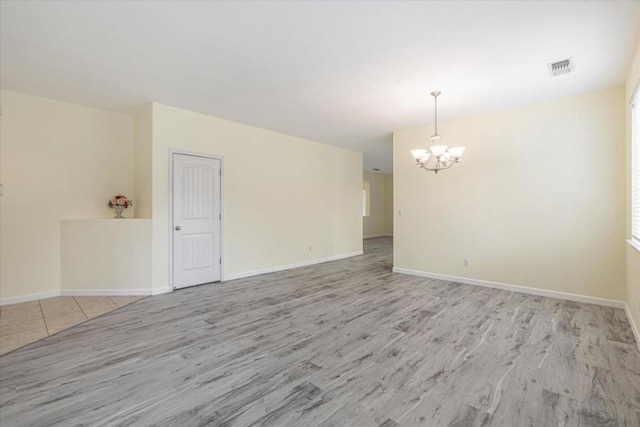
[632, 86, 640, 242]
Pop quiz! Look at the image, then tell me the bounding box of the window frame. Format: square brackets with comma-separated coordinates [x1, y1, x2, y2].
[630, 81, 640, 251]
[362, 180, 370, 217]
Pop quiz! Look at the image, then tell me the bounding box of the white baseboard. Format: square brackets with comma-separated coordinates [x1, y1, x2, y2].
[151, 288, 172, 296]
[624, 303, 640, 352]
[1, 289, 157, 306]
[61, 289, 152, 297]
[392, 267, 640, 351]
[392, 267, 626, 309]
[364, 234, 393, 239]
[0, 291, 62, 306]
[393, 267, 640, 350]
[224, 251, 364, 281]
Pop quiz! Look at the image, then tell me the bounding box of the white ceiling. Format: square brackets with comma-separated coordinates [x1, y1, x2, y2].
[1, 1, 638, 174]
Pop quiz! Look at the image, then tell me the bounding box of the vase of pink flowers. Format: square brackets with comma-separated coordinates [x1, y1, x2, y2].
[108, 194, 133, 219]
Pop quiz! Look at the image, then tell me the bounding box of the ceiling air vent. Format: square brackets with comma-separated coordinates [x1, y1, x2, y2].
[548, 58, 574, 76]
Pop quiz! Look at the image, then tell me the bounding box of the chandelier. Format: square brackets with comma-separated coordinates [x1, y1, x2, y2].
[410, 91, 465, 174]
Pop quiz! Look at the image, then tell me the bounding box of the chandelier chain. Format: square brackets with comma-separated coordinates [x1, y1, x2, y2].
[434, 93, 438, 136]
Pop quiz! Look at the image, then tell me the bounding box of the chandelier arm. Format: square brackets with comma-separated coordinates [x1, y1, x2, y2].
[419, 159, 459, 173]
[439, 160, 459, 170]
[441, 161, 457, 170]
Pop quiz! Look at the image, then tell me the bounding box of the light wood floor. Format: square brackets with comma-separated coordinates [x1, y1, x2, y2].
[1, 237, 638, 426]
[0, 296, 144, 355]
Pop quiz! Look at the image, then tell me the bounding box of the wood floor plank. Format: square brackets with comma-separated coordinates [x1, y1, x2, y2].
[0, 237, 638, 426]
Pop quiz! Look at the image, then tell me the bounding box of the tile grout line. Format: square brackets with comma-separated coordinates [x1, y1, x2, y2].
[2, 296, 131, 356]
[38, 299, 51, 336]
[72, 297, 90, 321]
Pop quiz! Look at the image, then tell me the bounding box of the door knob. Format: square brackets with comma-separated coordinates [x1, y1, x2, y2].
[175, 226, 181, 231]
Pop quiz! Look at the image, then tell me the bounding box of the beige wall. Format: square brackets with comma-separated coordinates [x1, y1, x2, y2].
[61, 219, 151, 293]
[150, 103, 363, 292]
[363, 172, 393, 238]
[626, 42, 640, 332]
[394, 87, 626, 300]
[0, 91, 363, 301]
[133, 105, 153, 219]
[0, 90, 134, 300]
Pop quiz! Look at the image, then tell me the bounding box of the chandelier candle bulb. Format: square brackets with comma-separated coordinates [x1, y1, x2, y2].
[411, 149, 428, 160]
[449, 147, 466, 159]
[430, 145, 449, 157]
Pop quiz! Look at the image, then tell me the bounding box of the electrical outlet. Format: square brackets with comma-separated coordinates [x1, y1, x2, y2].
[398, 209, 403, 217]
[464, 258, 471, 267]
[309, 246, 313, 252]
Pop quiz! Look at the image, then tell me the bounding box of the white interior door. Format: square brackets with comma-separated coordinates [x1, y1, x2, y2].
[172, 153, 221, 289]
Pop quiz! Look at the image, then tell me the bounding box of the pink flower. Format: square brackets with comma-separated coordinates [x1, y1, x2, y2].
[108, 194, 131, 209]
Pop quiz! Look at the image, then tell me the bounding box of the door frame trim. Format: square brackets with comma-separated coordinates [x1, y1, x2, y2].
[168, 149, 225, 292]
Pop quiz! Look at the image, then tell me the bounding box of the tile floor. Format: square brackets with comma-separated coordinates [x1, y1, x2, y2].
[0, 296, 144, 355]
